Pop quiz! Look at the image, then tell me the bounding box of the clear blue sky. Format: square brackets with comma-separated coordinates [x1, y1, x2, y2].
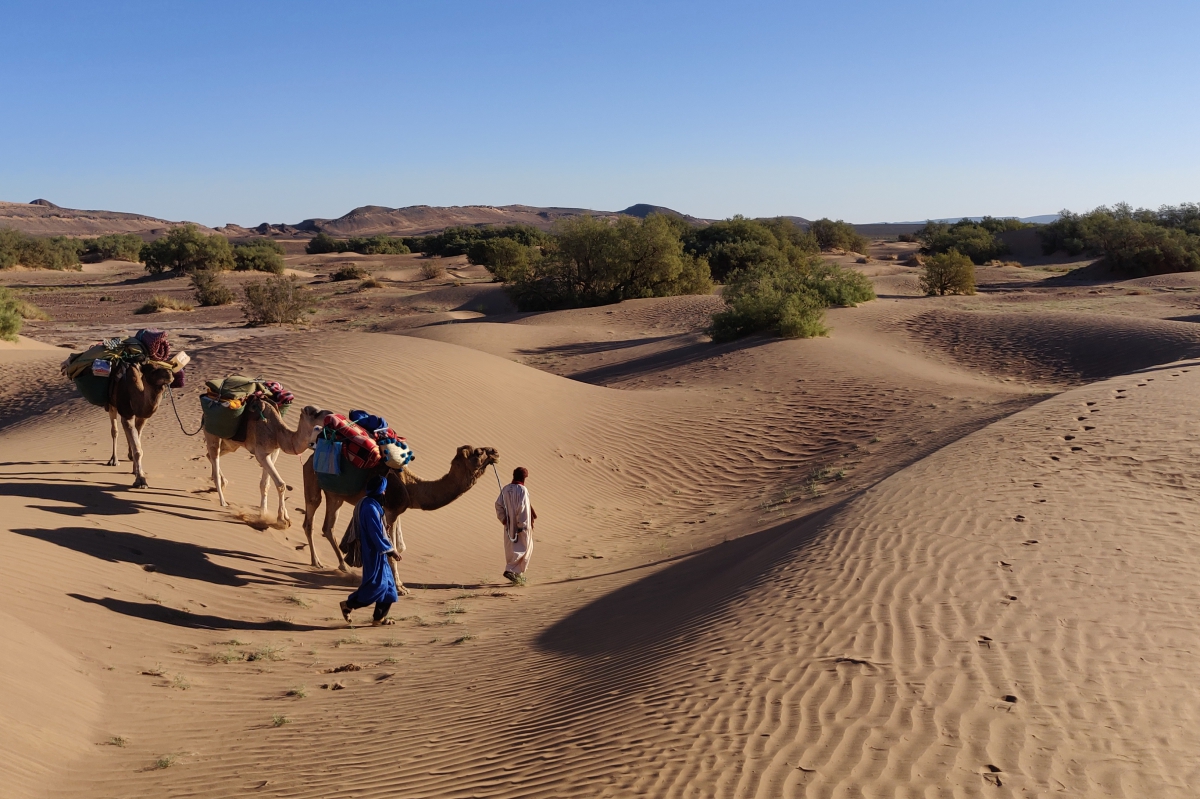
[2, 1, 1197, 226]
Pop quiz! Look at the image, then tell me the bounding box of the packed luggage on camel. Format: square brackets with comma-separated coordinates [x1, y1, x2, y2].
[299, 409, 499, 591]
[201, 376, 331, 527]
[61, 329, 189, 488]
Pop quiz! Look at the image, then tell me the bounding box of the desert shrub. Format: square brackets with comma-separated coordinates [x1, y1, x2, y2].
[919, 250, 976, 296]
[0, 228, 82, 270]
[330, 263, 367, 281]
[191, 270, 235, 306]
[83, 233, 144, 262]
[141, 224, 234, 274]
[359, 276, 383, 289]
[420, 260, 447, 280]
[916, 220, 1008, 264]
[411, 224, 550, 257]
[682, 216, 817, 282]
[234, 240, 285, 273]
[710, 260, 828, 342]
[808, 218, 869, 254]
[1040, 204, 1200, 275]
[346, 235, 410, 255]
[803, 261, 877, 306]
[0, 287, 48, 340]
[467, 237, 539, 282]
[306, 232, 346, 254]
[137, 295, 195, 314]
[243, 275, 315, 325]
[506, 214, 712, 310]
[897, 233, 917, 243]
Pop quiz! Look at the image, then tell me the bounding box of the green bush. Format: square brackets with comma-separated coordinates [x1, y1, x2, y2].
[808, 218, 869, 254]
[802, 261, 877, 306]
[506, 214, 712, 311]
[919, 250, 976, 295]
[191, 270, 236, 306]
[682, 216, 817, 282]
[0, 287, 48, 341]
[0, 228, 82, 270]
[467, 237, 538, 282]
[346, 235, 410, 255]
[710, 260, 828, 342]
[410, 224, 549, 257]
[141, 224, 234, 274]
[83, 233, 144, 262]
[234, 240, 286, 273]
[330, 263, 367, 281]
[243, 274, 315, 325]
[1040, 204, 1200, 275]
[916, 220, 1009, 264]
[306, 232, 345, 254]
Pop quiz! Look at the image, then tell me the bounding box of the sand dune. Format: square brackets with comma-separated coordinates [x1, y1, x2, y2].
[4, 254, 1200, 797]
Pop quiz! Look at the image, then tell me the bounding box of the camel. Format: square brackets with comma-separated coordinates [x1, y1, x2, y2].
[301, 444, 500, 588]
[106, 360, 176, 488]
[205, 403, 330, 526]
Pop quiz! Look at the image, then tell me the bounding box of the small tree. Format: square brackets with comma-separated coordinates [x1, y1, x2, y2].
[191, 270, 235, 306]
[709, 259, 829, 342]
[919, 250, 976, 295]
[234, 240, 286, 273]
[808, 218, 869, 254]
[141, 224, 234, 274]
[305, 232, 346, 254]
[0, 287, 26, 340]
[84, 233, 144, 262]
[243, 274, 315, 325]
[468, 237, 536, 282]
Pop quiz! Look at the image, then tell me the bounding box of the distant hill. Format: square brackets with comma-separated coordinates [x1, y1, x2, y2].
[0, 200, 214, 237]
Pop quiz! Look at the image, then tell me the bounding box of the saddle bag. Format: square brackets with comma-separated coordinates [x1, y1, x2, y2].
[313, 429, 343, 475]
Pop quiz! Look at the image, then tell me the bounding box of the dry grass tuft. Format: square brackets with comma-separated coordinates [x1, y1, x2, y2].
[136, 295, 194, 314]
[420, 260, 447, 280]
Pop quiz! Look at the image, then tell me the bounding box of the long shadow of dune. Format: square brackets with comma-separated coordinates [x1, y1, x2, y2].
[520, 335, 681, 357]
[11, 526, 275, 587]
[68, 594, 324, 631]
[538, 500, 846, 659]
[531, 336, 763, 386]
[0, 479, 218, 523]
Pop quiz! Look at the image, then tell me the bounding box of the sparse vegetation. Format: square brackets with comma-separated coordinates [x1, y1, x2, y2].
[1040, 203, 1200, 275]
[243, 275, 315, 325]
[234, 239, 286, 274]
[246, 644, 284, 662]
[919, 250, 976, 296]
[0, 227, 83, 270]
[452, 633, 474, 644]
[710, 256, 874, 342]
[141, 224, 234, 274]
[682, 215, 817, 282]
[271, 714, 291, 727]
[107, 736, 129, 747]
[0, 287, 49, 341]
[413, 223, 549, 258]
[191, 269, 235, 306]
[329, 263, 367, 281]
[419, 260, 447, 280]
[306, 232, 410, 255]
[171, 674, 191, 690]
[283, 594, 311, 608]
[136, 295, 195, 314]
[808, 218, 869, 254]
[152, 754, 178, 770]
[359, 276, 383, 289]
[286, 686, 307, 698]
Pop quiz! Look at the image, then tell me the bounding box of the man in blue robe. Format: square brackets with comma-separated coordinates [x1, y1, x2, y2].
[339, 476, 400, 625]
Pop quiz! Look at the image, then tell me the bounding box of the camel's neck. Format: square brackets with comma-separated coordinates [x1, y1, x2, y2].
[262, 407, 314, 455]
[123, 366, 166, 418]
[402, 467, 481, 511]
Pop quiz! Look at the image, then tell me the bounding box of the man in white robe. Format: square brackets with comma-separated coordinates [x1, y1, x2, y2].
[495, 466, 536, 583]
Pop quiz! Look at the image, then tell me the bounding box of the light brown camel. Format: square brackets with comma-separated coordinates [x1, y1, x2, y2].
[205, 403, 330, 526]
[106, 361, 176, 488]
[301, 445, 500, 587]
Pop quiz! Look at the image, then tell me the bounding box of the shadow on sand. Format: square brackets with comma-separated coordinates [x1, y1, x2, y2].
[68, 594, 326, 631]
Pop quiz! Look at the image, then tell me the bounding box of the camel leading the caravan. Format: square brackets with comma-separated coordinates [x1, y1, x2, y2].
[106, 361, 176, 488]
[205, 404, 331, 526]
[301, 445, 500, 585]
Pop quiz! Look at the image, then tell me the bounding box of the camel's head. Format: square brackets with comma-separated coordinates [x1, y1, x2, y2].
[299, 406, 332, 444]
[140, 363, 175, 391]
[456, 445, 500, 477]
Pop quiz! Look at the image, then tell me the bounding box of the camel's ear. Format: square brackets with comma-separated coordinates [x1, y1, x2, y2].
[459, 446, 472, 461]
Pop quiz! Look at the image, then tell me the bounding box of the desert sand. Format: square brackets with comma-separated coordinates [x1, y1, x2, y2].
[3, 246, 1200, 798]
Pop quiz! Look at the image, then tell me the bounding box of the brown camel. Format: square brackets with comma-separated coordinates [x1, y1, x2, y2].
[106, 361, 176, 488]
[301, 445, 500, 586]
[205, 404, 331, 526]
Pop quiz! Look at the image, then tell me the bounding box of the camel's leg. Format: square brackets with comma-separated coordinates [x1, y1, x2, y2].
[122, 416, 148, 488]
[321, 495, 348, 572]
[301, 468, 323, 568]
[257, 450, 289, 527]
[107, 408, 120, 467]
[206, 435, 228, 507]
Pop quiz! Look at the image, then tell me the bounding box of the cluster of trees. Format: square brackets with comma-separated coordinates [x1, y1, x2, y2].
[1040, 204, 1200, 275]
[0, 286, 48, 341]
[142, 225, 284, 274]
[305, 232, 411, 255]
[915, 217, 1028, 264]
[81, 233, 144, 262]
[0, 228, 84, 270]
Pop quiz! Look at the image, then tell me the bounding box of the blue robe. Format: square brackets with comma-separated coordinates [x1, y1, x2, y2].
[347, 487, 399, 606]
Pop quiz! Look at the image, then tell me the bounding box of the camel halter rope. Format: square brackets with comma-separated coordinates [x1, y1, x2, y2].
[166, 384, 205, 437]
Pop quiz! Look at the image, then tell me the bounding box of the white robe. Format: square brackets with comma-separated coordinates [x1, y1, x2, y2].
[495, 482, 534, 575]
